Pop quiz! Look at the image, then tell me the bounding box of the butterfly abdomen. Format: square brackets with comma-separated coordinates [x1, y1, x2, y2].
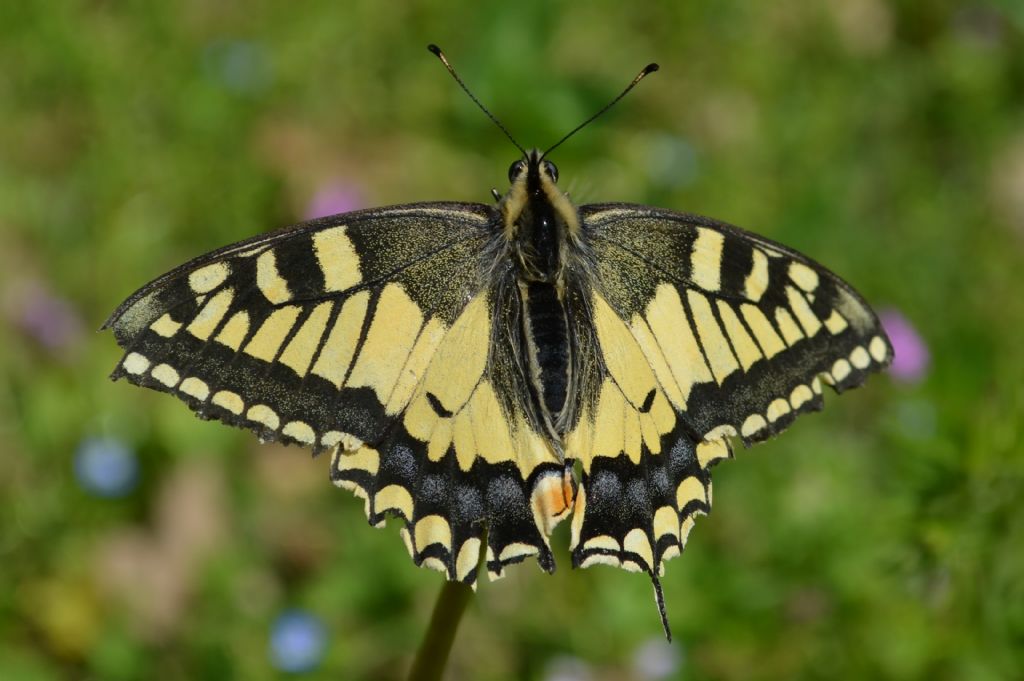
[520, 281, 572, 430]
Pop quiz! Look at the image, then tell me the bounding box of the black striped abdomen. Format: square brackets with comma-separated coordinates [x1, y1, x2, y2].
[521, 282, 571, 424]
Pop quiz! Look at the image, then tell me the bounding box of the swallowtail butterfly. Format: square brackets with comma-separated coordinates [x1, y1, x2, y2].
[105, 46, 891, 638]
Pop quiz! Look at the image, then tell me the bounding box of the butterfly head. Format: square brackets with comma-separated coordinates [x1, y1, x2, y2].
[425, 44, 654, 284]
[507, 150, 559, 187]
[500, 149, 581, 284]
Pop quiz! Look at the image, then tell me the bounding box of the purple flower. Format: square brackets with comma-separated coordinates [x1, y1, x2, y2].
[270, 610, 327, 673]
[879, 308, 929, 383]
[75, 437, 138, 498]
[304, 183, 362, 220]
[11, 280, 84, 353]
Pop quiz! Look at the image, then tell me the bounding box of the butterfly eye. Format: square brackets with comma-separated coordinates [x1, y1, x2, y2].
[508, 160, 527, 183]
[542, 160, 559, 184]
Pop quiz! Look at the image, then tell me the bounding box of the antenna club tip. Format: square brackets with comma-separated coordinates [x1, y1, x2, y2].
[427, 44, 442, 56]
[643, 63, 660, 75]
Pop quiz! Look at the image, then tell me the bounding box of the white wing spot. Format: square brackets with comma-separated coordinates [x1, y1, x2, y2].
[832, 358, 852, 383]
[869, 335, 888, 362]
[282, 420, 315, 444]
[151, 363, 180, 388]
[247, 404, 280, 431]
[122, 352, 150, 375]
[212, 390, 244, 415]
[741, 413, 767, 438]
[767, 398, 791, 422]
[850, 346, 871, 369]
[179, 377, 210, 401]
[789, 384, 814, 409]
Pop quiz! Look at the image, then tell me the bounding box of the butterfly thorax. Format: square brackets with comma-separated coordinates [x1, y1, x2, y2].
[498, 151, 583, 437]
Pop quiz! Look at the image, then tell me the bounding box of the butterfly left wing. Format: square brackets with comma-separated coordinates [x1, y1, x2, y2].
[565, 203, 892, 580]
[105, 203, 570, 584]
[105, 203, 491, 451]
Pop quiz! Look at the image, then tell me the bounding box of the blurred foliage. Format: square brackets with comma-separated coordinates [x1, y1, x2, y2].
[2, 1, 1023, 680]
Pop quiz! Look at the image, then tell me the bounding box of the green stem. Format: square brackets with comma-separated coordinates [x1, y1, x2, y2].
[407, 578, 473, 681]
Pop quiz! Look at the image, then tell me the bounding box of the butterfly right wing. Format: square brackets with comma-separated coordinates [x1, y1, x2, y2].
[581, 202, 892, 444]
[564, 203, 891, 581]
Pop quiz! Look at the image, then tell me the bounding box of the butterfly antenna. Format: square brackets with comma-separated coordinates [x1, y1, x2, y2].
[542, 62, 659, 159]
[428, 44, 527, 157]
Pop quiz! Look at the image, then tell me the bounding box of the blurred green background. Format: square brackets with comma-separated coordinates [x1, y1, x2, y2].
[2, 1, 1023, 679]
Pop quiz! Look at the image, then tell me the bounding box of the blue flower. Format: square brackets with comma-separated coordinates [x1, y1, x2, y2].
[270, 610, 327, 673]
[203, 40, 271, 94]
[74, 437, 138, 498]
[632, 638, 683, 680]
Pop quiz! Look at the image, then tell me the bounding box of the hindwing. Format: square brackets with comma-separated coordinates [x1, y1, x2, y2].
[565, 203, 892, 578]
[329, 281, 573, 583]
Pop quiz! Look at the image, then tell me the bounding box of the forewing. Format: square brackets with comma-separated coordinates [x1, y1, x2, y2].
[566, 203, 891, 578]
[106, 202, 567, 583]
[583, 203, 892, 443]
[106, 203, 491, 449]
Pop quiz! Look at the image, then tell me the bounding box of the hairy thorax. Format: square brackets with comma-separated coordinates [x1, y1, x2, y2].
[498, 152, 585, 437]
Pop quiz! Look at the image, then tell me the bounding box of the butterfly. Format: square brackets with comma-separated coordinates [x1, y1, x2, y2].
[104, 46, 891, 638]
